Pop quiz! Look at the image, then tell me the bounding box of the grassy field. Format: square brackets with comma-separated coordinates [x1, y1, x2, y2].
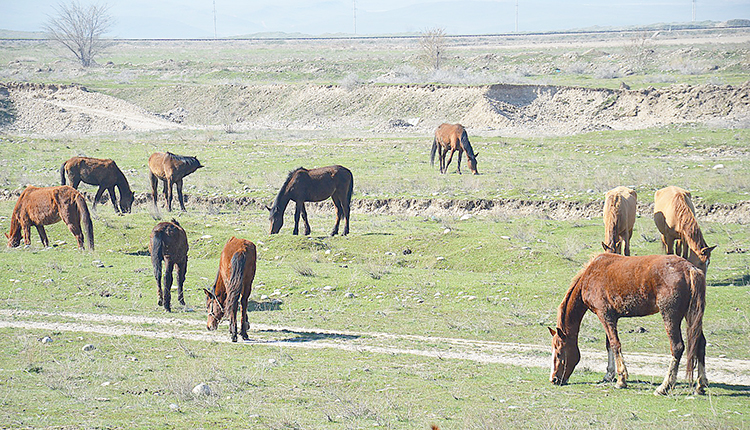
[0, 125, 749, 428]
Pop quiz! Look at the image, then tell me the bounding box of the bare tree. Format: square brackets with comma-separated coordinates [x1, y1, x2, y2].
[419, 27, 447, 71]
[44, 1, 113, 67]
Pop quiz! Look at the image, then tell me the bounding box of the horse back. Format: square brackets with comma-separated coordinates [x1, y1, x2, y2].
[654, 186, 696, 234]
[603, 187, 637, 233]
[64, 156, 119, 186]
[15, 186, 81, 225]
[579, 253, 695, 318]
[297, 165, 352, 202]
[434, 123, 465, 149]
[149, 220, 188, 261]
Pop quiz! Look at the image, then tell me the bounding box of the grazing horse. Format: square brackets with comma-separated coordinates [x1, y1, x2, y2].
[204, 237, 257, 342]
[148, 152, 203, 212]
[549, 253, 708, 396]
[430, 123, 479, 175]
[149, 219, 188, 312]
[601, 186, 637, 255]
[60, 156, 134, 214]
[5, 185, 94, 250]
[653, 186, 715, 272]
[267, 165, 353, 236]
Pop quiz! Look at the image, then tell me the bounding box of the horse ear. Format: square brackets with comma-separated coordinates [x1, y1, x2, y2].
[265, 205, 272, 212]
[601, 242, 608, 252]
[547, 327, 556, 337]
[701, 245, 717, 257]
[556, 327, 567, 340]
[474, 152, 479, 158]
[4, 232, 8, 239]
[203, 288, 212, 297]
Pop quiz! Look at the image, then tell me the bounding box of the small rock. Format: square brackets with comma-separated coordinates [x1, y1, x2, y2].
[436, 256, 445, 261]
[384, 251, 396, 256]
[82, 344, 95, 351]
[169, 403, 180, 411]
[192, 383, 211, 396]
[443, 228, 451, 234]
[323, 285, 336, 292]
[713, 164, 724, 170]
[460, 213, 472, 221]
[200, 234, 212, 239]
[260, 294, 269, 300]
[268, 358, 277, 364]
[325, 249, 331, 255]
[41, 336, 53, 344]
[402, 248, 412, 255]
[344, 292, 356, 299]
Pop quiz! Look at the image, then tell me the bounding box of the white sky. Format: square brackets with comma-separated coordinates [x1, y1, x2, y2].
[2, 0, 749, 38]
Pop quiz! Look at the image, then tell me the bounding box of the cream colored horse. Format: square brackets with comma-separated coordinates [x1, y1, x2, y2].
[602, 186, 637, 255]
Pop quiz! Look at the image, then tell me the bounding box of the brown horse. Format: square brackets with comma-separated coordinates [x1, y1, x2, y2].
[601, 186, 637, 255]
[653, 186, 715, 272]
[267, 165, 353, 236]
[149, 219, 188, 312]
[5, 185, 94, 250]
[204, 237, 257, 342]
[549, 253, 708, 396]
[60, 156, 135, 214]
[148, 152, 203, 212]
[430, 123, 479, 175]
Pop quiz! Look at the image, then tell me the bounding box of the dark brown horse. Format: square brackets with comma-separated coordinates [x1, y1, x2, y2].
[6, 185, 94, 250]
[430, 123, 479, 175]
[267, 165, 353, 236]
[149, 219, 188, 312]
[549, 253, 708, 396]
[148, 152, 203, 212]
[654, 186, 715, 272]
[60, 156, 134, 214]
[204, 237, 257, 342]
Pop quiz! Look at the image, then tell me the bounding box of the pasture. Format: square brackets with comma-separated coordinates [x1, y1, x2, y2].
[0, 126, 749, 429]
[1, 29, 749, 428]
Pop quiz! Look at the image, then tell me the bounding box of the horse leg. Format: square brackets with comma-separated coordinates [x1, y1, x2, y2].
[330, 198, 342, 236]
[456, 149, 463, 175]
[445, 148, 456, 174]
[22, 224, 32, 246]
[599, 316, 628, 388]
[165, 180, 173, 212]
[108, 186, 120, 214]
[694, 333, 708, 395]
[175, 179, 186, 212]
[439, 146, 447, 173]
[155, 259, 163, 308]
[176, 260, 186, 306]
[603, 334, 617, 382]
[60, 209, 85, 249]
[163, 260, 173, 312]
[293, 203, 301, 235]
[35, 225, 50, 248]
[239, 290, 250, 341]
[150, 174, 159, 208]
[343, 196, 351, 236]
[662, 234, 674, 255]
[228, 300, 239, 342]
[655, 315, 685, 395]
[624, 229, 632, 256]
[300, 203, 311, 235]
[93, 186, 106, 211]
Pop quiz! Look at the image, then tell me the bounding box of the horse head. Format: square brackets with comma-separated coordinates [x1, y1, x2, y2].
[120, 189, 134, 213]
[601, 241, 620, 254]
[467, 153, 479, 175]
[267, 204, 283, 234]
[5, 229, 21, 248]
[548, 326, 580, 386]
[689, 245, 716, 273]
[204, 287, 225, 331]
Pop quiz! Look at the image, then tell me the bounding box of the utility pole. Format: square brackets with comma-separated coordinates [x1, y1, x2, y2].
[515, 0, 519, 33]
[353, 0, 357, 34]
[213, 0, 217, 38]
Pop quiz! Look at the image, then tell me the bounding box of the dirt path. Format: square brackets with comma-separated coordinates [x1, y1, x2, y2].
[1, 309, 748, 387]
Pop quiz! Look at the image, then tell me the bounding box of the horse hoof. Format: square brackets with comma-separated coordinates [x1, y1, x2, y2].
[615, 381, 627, 389]
[231, 336, 238, 343]
[241, 334, 249, 341]
[654, 386, 669, 396]
[158, 300, 163, 306]
[693, 386, 706, 395]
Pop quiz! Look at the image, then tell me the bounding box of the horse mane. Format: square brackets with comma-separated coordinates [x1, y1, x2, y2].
[556, 255, 601, 330]
[460, 130, 477, 161]
[272, 167, 306, 209]
[166, 151, 201, 168]
[670, 192, 707, 249]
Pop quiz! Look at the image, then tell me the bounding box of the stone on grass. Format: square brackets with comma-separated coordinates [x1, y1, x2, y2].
[41, 336, 53, 344]
[82, 344, 95, 352]
[192, 383, 211, 396]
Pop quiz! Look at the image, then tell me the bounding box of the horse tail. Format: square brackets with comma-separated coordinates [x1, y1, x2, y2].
[60, 162, 67, 185]
[76, 194, 94, 250]
[684, 267, 707, 381]
[226, 251, 247, 312]
[430, 137, 438, 167]
[346, 171, 354, 206]
[151, 230, 165, 285]
[460, 130, 476, 160]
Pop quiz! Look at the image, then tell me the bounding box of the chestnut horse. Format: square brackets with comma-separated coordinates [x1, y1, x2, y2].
[267, 165, 353, 236]
[430, 123, 479, 175]
[6, 185, 94, 250]
[60, 156, 134, 214]
[149, 219, 188, 312]
[653, 186, 715, 272]
[148, 152, 203, 212]
[549, 253, 708, 396]
[601, 186, 637, 255]
[204, 237, 257, 342]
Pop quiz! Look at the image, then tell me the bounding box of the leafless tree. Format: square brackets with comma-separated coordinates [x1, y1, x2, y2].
[419, 27, 447, 71]
[44, 1, 113, 67]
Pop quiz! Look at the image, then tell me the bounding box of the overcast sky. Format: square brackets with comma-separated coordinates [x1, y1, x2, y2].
[2, 0, 749, 38]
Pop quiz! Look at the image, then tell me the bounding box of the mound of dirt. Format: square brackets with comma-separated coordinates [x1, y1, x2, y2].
[0, 82, 181, 134]
[2, 81, 749, 135]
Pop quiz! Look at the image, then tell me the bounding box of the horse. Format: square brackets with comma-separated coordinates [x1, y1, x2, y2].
[149, 219, 188, 312]
[148, 152, 203, 212]
[267, 165, 353, 236]
[430, 123, 479, 175]
[204, 237, 257, 342]
[601, 186, 637, 255]
[5, 185, 94, 250]
[653, 186, 715, 272]
[60, 156, 135, 214]
[549, 253, 708, 396]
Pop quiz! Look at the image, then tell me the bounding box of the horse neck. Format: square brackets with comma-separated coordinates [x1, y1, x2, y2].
[557, 281, 587, 340]
[114, 170, 131, 193]
[7, 212, 21, 240]
[272, 185, 293, 211]
[680, 218, 707, 253]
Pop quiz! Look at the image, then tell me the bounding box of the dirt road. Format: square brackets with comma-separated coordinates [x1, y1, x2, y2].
[1, 309, 748, 387]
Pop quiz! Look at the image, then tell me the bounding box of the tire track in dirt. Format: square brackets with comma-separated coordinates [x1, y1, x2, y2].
[1, 309, 748, 387]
